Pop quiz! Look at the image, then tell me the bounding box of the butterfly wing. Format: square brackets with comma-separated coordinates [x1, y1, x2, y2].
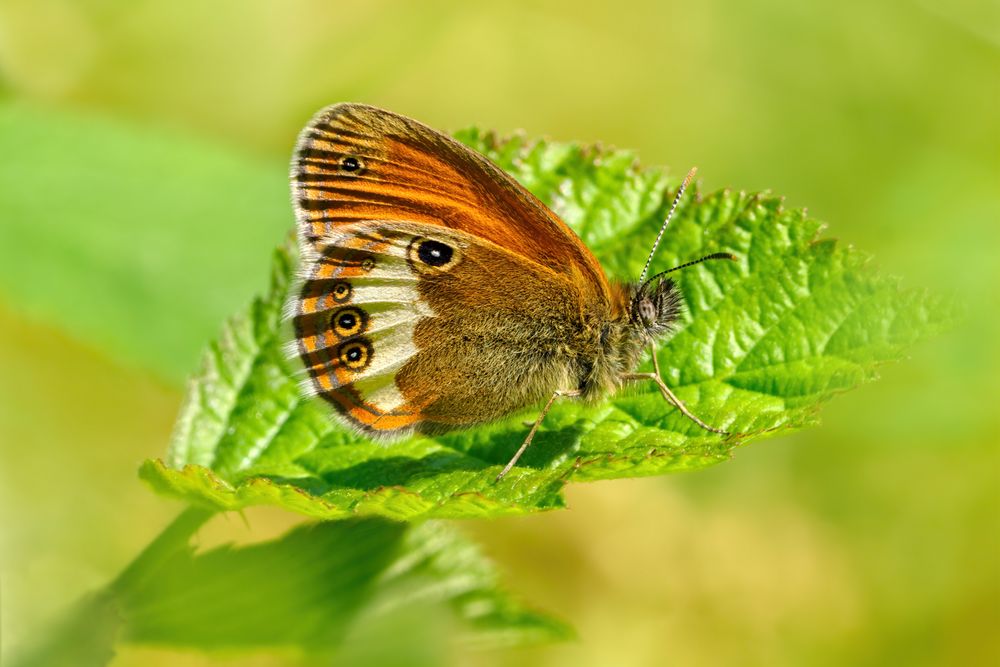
[290, 104, 611, 436]
[293, 220, 584, 435]
[292, 103, 609, 300]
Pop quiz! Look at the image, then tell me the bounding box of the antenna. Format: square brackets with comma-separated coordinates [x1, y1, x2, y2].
[641, 251, 738, 289]
[638, 166, 698, 283]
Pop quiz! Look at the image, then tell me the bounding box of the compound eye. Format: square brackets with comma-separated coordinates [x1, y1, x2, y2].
[638, 299, 656, 324]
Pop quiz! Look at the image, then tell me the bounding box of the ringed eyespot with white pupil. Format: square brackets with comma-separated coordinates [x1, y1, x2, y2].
[409, 238, 458, 271]
[331, 306, 366, 338]
[338, 340, 371, 371]
[340, 155, 363, 173]
[418, 240, 452, 266]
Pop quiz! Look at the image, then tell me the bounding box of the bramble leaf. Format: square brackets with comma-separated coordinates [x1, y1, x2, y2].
[141, 129, 953, 520]
[118, 519, 570, 652]
[11, 514, 566, 665]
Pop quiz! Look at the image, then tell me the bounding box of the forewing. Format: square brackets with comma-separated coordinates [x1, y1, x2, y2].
[291, 103, 610, 301]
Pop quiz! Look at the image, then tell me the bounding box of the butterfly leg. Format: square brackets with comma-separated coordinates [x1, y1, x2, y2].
[496, 389, 583, 482]
[623, 345, 728, 435]
[650, 341, 664, 378]
[624, 371, 728, 434]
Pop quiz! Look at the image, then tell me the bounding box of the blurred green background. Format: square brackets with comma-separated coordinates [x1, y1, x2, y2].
[0, 1, 996, 665]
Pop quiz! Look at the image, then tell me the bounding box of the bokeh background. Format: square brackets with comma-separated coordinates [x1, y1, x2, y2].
[0, 1, 996, 665]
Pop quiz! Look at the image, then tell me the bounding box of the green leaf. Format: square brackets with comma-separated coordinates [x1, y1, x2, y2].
[8, 592, 120, 667]
[0, 102, 289, 383]
[141, 129, 953, 520]
[116, 519, 568, 652]
[11, 513, 566, 664]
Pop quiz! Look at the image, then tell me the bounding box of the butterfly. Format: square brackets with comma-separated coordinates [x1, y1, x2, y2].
[289, 103, 735, 481]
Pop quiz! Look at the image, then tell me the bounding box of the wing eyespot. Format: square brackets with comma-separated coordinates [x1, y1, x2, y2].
[407, 237, 460, 273]
[418, 240, 453, 266]
[360, 256, 376, 272]
[339, 155, 365, 175]
[331, 281, 352, 303]
[338, 339, 372, 371]
[331, 306, 367, 338]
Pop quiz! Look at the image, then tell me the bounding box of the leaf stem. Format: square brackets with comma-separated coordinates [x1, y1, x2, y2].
[109, 505, 215, 595]
[10, 506, 215, 667]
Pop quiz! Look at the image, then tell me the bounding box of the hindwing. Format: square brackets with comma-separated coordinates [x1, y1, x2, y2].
[290, 104, 612, 435]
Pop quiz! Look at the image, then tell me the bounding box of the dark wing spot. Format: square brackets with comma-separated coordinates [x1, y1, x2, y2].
[331, 306, 367, 338]
[417, 240, 453, 267]
[338, 311, 356, 329]
[338, 339, 372, 371]
[340, 156, 363, 173]
[332, 281, 352, 303]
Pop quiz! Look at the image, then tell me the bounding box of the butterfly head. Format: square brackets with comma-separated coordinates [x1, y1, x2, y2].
[629, 275, 683, 340]
[628, 251, 738, 342]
